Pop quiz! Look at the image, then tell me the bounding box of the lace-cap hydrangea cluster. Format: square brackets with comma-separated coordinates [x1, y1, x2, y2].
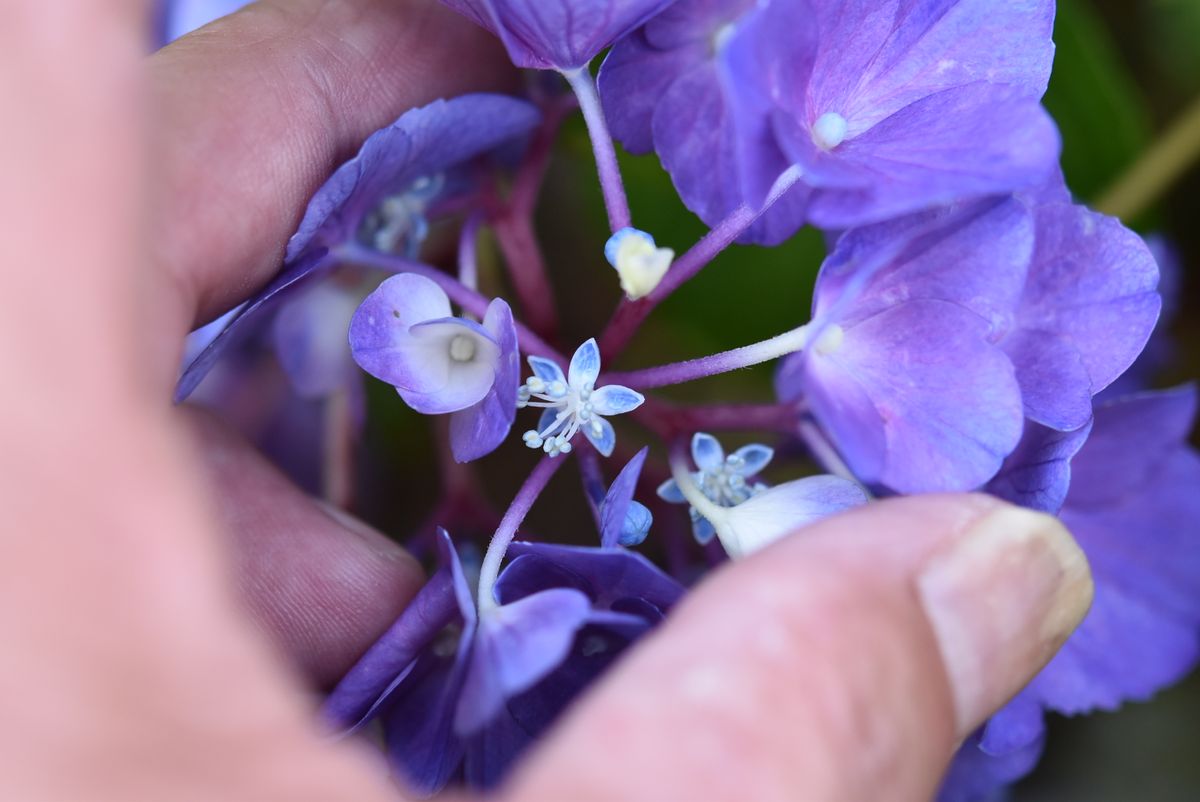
[166, 0, 1199, 798]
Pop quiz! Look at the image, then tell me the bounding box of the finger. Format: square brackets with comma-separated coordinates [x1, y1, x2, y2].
[147, 0, 514, 343]
[182, 407, 424, 689]
[507, 495, 1093, 802]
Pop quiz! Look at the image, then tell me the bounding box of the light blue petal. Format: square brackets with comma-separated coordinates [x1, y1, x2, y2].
[732, 443, 774, 477]
[656, 478, 686, 504]
[527, 355, 565, 384]
[568, 338, 602, 388]
[619, 501, 653, 547]
[691, 432, 724, 471]
[590, 384, 645, 416]
[691, 515, 717, 546]
[583, 415, 616, 457]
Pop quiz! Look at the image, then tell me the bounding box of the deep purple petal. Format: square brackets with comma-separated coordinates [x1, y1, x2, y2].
[599, 29, 703, 154]
[321, 568, 459, 729]
[454, 589, 594, 734]
[599, 447, 648, 548]
[984, 418, 1093, 514]
[287, 94, 539, 261]
[501, 542, 686, 612]
[379, 650, 468, 796]
[1069, 385, 1198, 509]
[176, 250, 335, 401]
[1002, 327, 1095, 430]
[442, 0, 678, 70]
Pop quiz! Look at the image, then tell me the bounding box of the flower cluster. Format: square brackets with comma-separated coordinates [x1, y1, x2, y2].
[165, 0, 1199, 798]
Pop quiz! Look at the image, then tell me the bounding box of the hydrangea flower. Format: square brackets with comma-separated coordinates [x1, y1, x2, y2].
[349, 274, 520, 463]
[176, 94, 540, 402]
[518, 339, 645, 457]
[605, 227, 675, 300]
[776, 199, 1030, 492]
[776, 192, 1160, 493]
[660, 433, 866, 558]
[600, 0, 1060, 241]
[943, 386, 1200, 800]
[324, 526, 684, 793]
[440, 0, 680, 71]
[657, 432, 773, 544]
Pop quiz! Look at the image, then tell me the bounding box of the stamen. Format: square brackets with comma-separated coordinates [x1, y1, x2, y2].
[449, 334, 477, 363]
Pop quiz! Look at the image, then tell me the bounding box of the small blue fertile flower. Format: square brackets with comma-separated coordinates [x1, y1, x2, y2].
[517, 339, 645, 457]
[350, 274, 520, 463]
[598, 447, 655, 547]
[657, 432, 774, 545]
[776, 199, 1031, 492]
[440, 0, 679, 71]
[943, 386, 1200, 801]
[176, 94, 540, 401]
[602, 0, 1060, 240]
[661, 433, 866, 557]
[324, 529, 684, 793]
[605, 227, 674, 300]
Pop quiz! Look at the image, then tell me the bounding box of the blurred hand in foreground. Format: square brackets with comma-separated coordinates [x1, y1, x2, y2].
[0, 1, 1092, 799]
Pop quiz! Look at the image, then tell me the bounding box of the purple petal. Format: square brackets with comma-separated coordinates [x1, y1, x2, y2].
[449, 299, 520, 463]
[805, 300, 1024, 492]
[812, 197, 1033, 333]
[454, 589, 594, 735]
[1006, 202, 1162, 427]
[984, 418, 1093, 514]
[599, 447, 648, 548]
[176, 250, 334, 402]
[937, 728, 1045, 802]
[501, 542, 686, 613]
[379, 650, 468, 796]
[321, 569, 459, 729]
[1070, 385, 1198, 509]
[399, 317, 501, 413]
[271, 280, 363, 399]
[441, 0, 678, 70]
[782, 85, 1060, 229]
[348, 274, 456, 393]
[287, 94, 540, 262]
[800, 0, 1056, 133]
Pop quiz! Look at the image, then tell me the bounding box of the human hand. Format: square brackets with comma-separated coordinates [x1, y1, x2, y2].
[0, 1, 1092, 800]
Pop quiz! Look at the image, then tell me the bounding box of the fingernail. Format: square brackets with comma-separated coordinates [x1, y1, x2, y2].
[916, 505, 1093, 736]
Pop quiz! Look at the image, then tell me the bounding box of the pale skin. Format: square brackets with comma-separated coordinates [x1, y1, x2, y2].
[0, 2, 1094, 800]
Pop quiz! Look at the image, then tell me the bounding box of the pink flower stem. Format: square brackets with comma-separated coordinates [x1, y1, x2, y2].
[477, 455, 569, 613]
[562, 67, 631, 234]
[598, 167, 802, 358]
